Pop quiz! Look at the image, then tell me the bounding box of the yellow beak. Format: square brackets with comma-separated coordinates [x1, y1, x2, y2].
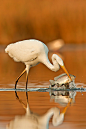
[61, 65, 72, 81]
[62, 98, 72, 114]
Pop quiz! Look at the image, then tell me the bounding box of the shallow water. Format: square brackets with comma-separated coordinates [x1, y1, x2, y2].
[0, 44, 86, 129]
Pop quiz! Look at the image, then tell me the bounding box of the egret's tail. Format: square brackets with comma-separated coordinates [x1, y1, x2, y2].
[5, 46, 8, 53]
[5, 45, 10, 53]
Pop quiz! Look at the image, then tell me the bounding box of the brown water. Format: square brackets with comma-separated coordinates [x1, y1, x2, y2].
[0, 44, 86, 129]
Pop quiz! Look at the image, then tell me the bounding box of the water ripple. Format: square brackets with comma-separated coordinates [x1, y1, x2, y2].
[0, 82, 86, 92]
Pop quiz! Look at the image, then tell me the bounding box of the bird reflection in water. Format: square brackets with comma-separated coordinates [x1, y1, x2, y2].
[50, 90, 76, 106]
[6, 91, 72, 129]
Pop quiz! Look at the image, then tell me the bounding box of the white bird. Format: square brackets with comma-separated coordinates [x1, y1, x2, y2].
[6, 92, 72, 129]
[5, 39, 71, 89]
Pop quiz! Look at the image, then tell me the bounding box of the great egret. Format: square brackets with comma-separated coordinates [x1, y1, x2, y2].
[5, 39, 71, 89]
[6, 92, 72, 129]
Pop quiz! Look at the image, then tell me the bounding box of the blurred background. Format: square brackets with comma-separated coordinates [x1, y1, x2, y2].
[1, 1, 86, 129]
[0, 0, 86, 45]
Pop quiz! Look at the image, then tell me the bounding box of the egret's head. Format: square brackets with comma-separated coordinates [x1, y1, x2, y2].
[52, 54, 64, 66]
[52, 113, 64, 126]
[52, 54, 72, 81]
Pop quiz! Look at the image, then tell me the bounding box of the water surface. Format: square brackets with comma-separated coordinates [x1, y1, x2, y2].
[0, 44, 86, 129]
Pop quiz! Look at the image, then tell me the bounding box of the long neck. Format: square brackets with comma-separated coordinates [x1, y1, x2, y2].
[41, 54, 60, 72]
[39, 107, 60, 129]
[39, 108, 54, 129]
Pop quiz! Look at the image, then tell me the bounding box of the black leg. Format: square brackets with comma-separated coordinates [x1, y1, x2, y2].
[15, 91, 30, 113]
[26, 91, 28, 102]
[15, 91, 26, 109]
[15, 69, 26, 89]
[26, 72, 28, 90]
